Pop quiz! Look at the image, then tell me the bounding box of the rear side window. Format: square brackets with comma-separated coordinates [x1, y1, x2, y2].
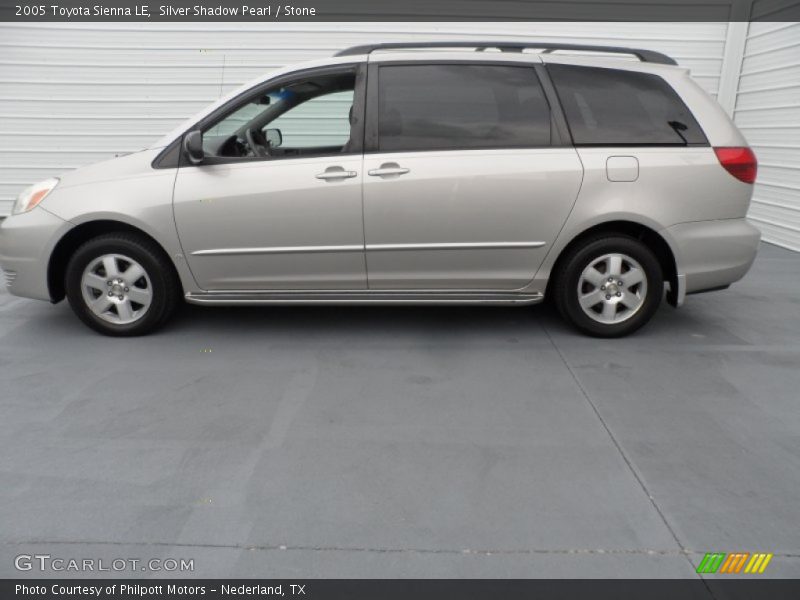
[548, 64, 707, 146]
[377, 64, 551, 152]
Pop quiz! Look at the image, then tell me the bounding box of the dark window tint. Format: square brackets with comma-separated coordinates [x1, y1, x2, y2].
[548, 64, 707, 146]
[377, 65, 551, 152]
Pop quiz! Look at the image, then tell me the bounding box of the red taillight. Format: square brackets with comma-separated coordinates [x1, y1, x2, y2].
[714, 147, 757, 184]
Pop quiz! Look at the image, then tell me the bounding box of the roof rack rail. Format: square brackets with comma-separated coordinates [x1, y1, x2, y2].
[334, 41, 677, 66]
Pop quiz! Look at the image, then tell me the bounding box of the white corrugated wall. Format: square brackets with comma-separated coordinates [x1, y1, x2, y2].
[0, 22, 729, 215]
[733, 21, 800, 251]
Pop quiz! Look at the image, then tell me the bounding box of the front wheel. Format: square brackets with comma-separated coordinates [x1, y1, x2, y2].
[553, 235, 663, 338]
[65, 233, 179, 336]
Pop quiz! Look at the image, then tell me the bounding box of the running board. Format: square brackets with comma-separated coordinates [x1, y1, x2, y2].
[185, 290, 544, 306]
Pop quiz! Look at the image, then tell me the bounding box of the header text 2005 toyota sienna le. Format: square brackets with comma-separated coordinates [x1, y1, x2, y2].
[0, 42, 760, 337]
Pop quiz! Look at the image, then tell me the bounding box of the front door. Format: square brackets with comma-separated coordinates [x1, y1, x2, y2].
[362, 62, 583, 290]
[173, 65, 367, 291]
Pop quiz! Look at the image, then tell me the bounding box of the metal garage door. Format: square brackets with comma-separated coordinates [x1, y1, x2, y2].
[0, 22, 729, 215]
[734, 21, 800, 251]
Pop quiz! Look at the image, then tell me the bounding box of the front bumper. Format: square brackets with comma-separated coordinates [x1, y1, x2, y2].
[663, 218, 761, 304]
[0, 207, 73, 301]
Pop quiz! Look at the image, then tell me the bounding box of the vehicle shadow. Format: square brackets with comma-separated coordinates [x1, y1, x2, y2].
[170, 300, 554, 338]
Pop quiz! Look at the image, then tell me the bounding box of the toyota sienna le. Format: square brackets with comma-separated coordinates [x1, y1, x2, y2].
[0, 42, 760, 337]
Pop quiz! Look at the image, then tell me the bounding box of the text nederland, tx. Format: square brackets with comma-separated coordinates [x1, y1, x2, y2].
[39, 4, 318, 18]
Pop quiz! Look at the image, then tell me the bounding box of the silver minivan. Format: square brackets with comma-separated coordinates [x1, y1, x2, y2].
[0, 42, 761, 337]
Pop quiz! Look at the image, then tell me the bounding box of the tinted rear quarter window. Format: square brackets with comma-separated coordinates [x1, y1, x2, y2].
[377, 64, 551, 152]
[548, 64, 707, 146]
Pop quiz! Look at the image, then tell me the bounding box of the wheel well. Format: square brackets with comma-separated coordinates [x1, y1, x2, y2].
[547, 221, 678, 304]
[47, 220, 179, 303]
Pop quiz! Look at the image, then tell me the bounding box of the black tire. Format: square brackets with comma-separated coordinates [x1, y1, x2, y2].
[65, 233, 180, 336]
[553, 235, 663, 338]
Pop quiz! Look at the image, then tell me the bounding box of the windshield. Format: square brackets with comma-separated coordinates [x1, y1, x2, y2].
[204, 90, 295, 138]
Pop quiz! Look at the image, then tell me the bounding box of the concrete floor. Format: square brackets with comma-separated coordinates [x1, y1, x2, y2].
[0, 242, 798, 579]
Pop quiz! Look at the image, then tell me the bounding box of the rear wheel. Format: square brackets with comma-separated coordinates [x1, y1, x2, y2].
[65, 233, 179, 336]
[553, 235, 663, 337]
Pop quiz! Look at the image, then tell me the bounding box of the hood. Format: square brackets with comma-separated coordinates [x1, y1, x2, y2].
[53, 148, 165, 192]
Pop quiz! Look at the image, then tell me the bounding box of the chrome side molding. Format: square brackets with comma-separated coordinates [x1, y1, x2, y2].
[192, 241, 546, 257]
[192, 245, 364, 256]
[367, 241, 546, 252]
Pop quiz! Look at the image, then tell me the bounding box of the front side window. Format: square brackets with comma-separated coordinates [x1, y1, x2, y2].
[268, 90, 353, 149]
[377, 64, 551, 152]
[202, 71, 356, 160]
[548, 64, 707, 146]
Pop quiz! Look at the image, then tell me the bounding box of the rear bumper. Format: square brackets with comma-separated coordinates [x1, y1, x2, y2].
[0, 208, 72, 301]
[663, 218, 761, 304]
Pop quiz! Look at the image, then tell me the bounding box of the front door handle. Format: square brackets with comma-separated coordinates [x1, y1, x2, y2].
[316, 167, 357, 181]
[368, 163, 410, 177]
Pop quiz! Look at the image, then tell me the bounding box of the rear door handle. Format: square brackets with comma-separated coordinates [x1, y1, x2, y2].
[316, 167, 357, 181]
[368, 164, 410, 177]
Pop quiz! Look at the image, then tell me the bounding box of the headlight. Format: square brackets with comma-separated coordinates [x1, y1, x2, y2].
[12, 178, 59, 215]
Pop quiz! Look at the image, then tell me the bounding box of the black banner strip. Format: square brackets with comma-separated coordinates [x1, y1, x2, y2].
[5, 579, 800, 600]
[1, 0, 799, 22]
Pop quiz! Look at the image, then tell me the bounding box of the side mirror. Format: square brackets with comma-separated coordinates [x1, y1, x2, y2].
[265, 128, 283, 148]
[183, 130, 204, 165]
